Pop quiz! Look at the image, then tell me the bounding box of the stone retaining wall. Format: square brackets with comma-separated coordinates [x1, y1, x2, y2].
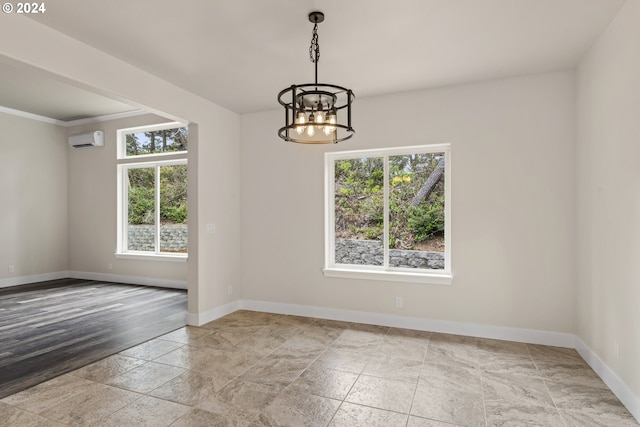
[335, 238, 444, 269]
[128, 224, 188, 252]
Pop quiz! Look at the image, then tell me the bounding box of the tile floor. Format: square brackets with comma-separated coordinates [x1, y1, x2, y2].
[1, 310, 638, 426]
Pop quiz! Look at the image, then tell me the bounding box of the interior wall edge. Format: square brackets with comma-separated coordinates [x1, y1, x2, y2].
[186, 300, 241, 327]
[68, 271, 187, 290]
[0, 271, 69, 289]
[575, 336, 640, 423]
[0, 271, 187, 290]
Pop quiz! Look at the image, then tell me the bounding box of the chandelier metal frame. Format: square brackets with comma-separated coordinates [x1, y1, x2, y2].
[277, 11, 355, 144]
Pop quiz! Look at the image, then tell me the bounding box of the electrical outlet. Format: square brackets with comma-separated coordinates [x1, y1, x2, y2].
[614, 341, 620, 362]
[395, 296, 403, 308]
[108, 263, 113, 270]
[8, 265, 15, 274]
[227, 286, 233, 295]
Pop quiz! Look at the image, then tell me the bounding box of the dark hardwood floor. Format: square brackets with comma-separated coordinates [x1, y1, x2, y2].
[0, 278, 187, 399]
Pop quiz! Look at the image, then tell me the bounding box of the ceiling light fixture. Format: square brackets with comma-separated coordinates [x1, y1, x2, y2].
[278, 11, 355, 144]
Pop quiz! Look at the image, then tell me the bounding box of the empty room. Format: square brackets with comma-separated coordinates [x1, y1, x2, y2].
[1, 0, 639, 425]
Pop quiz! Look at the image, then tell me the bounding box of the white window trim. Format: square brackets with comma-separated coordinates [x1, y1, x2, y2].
[116, 123, 188, 261]
[323, 144, 452, 285]
[115, 252, 187, 262]
[116, 121, 186, 160]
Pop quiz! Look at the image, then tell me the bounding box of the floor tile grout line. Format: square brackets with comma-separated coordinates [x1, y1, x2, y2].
[479, 368, 489, 427]
[13, 375, 149, 427]
[406, 366, 422, 425]
[327, 365, 366, 425]
[525, 343, 570, 426]
[405, 338, 430, 425]
[2, 400, 71, 426]
[246, 317, 345, 426]
[138, 338, 274, 425]
[324, 329, 384, 426]
[87, 389, 160, 426]
[336, 400, 416, 417]
[190, 317, 337, 422]
[324, 394, 348, 426]
[80, 357, 187, 401]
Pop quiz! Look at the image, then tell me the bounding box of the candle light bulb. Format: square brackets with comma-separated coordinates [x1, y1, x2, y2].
[324, 109, 337, 135]
[295, 110, 306, 135]
[307, 111, 316, 137]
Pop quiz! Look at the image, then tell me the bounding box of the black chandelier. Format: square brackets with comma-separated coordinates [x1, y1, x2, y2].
[278, 11, 355, 144]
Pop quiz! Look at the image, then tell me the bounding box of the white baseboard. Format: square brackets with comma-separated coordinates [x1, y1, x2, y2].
[0, 271, 69, 289]
[575, 337, 640, 422]
[238, 299, 576, 348]
[68, 271, 187, 290]
[186, 300, 240, 326]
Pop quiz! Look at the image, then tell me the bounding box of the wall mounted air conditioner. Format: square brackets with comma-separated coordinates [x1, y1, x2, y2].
[68, 130, 104, 148]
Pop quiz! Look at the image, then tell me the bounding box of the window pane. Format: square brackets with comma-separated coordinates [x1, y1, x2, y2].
[127, 167, 156, 251]
[334, 157, 384, 266]
[389, 153, 445, 270]
[125, 127, 188, 156]
[159, 164, 188, 253]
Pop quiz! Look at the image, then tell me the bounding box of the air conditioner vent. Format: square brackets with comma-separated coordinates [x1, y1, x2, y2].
[68, 131, 104, 148]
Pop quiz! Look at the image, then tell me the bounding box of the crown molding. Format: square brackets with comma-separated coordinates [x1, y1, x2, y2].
[64, 110, 147, 127]
[0, 105, 65, 126]
[0, 105, 147, 127]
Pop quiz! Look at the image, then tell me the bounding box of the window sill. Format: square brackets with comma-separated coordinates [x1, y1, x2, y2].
[323, 267, 452, 285]
[115, 252, 188, 262]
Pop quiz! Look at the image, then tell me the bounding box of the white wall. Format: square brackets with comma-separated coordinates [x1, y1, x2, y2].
[576, 0, 640, 398]
[1, 5, 638, 417]
[241, 71, 576, 333]
[0, 112, 68, 285]
[67, 114, 187, 284]
[0, 15, 241, 319]
[2, 9, 638, 411]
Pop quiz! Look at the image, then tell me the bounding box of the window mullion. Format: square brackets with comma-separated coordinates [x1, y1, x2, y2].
[327, 159, 336, 267]
[121, 165, 128, 252]
[383, 155, 389, 269]
[155, 165, 161, 254]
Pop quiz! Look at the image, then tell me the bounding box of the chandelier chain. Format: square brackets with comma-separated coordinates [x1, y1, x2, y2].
[277, 11, 354, 144]
[309, 23, 320, 63]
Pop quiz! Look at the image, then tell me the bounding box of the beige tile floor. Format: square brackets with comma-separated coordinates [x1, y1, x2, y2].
[1, 310, 638, 426]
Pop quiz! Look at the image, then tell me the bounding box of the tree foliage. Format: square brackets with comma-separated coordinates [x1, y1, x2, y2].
[126, 127, 188, 156]
[126, 126, 188, 225]
[159, 165, 187, 223]
[127, 165, 188, 225]
[334, 153, 445, 250]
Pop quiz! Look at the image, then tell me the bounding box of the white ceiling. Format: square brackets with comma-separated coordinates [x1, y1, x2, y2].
[1, 0, 628, 120]
[0, 56, 140, 122]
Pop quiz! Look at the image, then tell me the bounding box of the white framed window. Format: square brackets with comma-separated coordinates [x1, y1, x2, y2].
[116, 122, 188, 261]
[324, 144, 451, 284]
